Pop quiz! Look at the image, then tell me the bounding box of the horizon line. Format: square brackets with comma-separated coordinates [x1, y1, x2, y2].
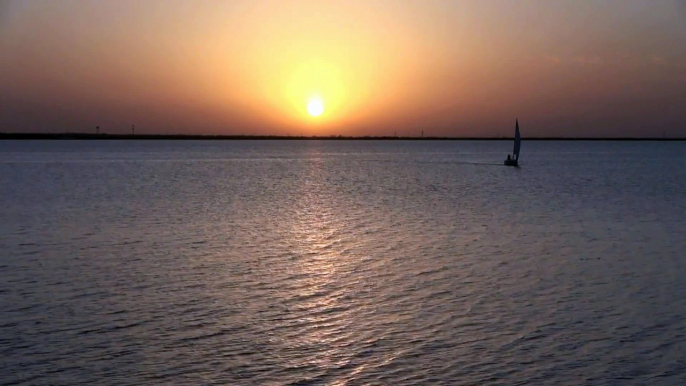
[1, 132, 685, 141]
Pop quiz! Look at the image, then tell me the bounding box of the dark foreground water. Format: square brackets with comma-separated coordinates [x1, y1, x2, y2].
[1, 140, 686, 385]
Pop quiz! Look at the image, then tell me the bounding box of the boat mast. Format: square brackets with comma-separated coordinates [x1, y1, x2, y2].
[513, 119, 520, 161]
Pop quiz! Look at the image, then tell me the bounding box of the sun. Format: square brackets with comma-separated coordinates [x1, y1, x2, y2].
[307, 98, 324, 117]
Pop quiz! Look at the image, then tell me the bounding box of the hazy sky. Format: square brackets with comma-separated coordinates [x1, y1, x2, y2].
[1, 0, 685, 136]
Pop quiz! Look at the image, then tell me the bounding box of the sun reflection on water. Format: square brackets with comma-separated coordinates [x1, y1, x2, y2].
[279, 150, 371, 375]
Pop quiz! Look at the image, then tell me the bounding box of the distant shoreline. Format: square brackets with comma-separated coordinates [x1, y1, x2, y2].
[1, 133, 684, 141]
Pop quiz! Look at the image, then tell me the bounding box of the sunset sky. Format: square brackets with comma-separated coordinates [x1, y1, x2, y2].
[1, 0, 685, 137]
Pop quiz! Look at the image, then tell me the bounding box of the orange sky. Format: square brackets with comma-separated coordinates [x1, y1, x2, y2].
[1, 0, 685, 137]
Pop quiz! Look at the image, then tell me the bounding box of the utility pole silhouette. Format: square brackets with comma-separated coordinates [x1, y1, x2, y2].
[132, 125, 135, 136]
[96, 126, 99, 135]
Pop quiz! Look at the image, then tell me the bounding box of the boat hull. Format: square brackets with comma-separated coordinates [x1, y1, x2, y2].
[504, 159, 518, 166]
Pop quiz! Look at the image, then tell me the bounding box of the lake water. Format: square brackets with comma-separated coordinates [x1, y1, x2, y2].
[1, 140, 686, 385]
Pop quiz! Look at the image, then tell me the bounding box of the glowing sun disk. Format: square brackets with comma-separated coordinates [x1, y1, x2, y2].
[307, 98, 324, 117]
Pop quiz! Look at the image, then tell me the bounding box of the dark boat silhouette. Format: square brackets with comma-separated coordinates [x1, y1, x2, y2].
[504, 119, 521, 166]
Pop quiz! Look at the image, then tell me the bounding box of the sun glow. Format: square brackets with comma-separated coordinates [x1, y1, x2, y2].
[221, 3, 418, 133]
[307, 98, 324, 117]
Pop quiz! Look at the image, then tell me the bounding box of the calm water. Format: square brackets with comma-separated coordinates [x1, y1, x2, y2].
[1, 140, 686, 385]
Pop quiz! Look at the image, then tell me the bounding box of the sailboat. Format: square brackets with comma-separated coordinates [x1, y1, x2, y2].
[504, 119, 521, 166]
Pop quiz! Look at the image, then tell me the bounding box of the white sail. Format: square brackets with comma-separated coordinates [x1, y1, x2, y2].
[513, 119, 521, 158]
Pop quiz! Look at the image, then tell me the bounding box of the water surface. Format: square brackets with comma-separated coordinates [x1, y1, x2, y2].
[1, 140, 685, 385]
